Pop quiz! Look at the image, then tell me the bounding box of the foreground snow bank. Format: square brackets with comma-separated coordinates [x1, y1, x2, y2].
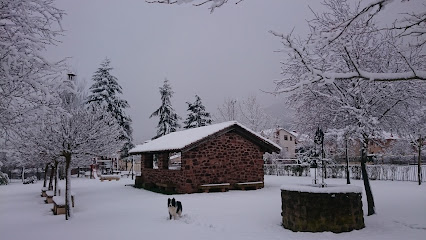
[0, 176, 425, 240]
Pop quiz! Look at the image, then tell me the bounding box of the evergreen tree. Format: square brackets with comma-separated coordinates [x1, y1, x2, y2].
[150, 78, 181, 139]
[184, 95, 212, 129]
[87, 58, 133, 157]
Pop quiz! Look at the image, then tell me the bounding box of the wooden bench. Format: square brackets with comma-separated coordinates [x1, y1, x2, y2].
[41, 187, 48, 197]
[234, 181, 264, 190]
[99, 175, 121, 182]
[45, 191, 54, 203]
[155, 183, 175, 192]
[52, 193, 75, 215]
[199, 183, 231, 193]
[45, 187, 68, 204]
[52, 197, 66, 215]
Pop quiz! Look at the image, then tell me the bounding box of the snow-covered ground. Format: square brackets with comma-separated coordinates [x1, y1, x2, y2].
[1, 175, 425, 240]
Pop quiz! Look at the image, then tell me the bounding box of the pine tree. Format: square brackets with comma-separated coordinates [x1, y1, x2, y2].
[150, 78, 181, 139]
[87, 58, 133, 157]
[184, 95, 212, 129]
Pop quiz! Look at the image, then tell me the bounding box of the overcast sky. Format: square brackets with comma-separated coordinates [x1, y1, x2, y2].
[47, 0, 408, 143]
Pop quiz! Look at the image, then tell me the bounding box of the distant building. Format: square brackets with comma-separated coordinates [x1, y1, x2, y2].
[260, 127, 297, 158]
[367, 132, 401, 155]
[93, 156, 119, 174]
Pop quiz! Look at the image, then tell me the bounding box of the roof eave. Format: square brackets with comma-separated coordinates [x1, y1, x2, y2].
[129, 148, 183, 155]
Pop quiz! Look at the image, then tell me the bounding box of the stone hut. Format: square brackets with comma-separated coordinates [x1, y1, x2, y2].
[129, 121, 281, 193]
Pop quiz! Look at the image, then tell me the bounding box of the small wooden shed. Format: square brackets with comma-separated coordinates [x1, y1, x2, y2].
[129, 121, 280, 193]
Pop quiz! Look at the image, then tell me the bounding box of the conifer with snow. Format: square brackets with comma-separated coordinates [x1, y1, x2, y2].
[87, 58, 133, 157]
[150, 79, 181, 139]
[184, 95, 212, 129]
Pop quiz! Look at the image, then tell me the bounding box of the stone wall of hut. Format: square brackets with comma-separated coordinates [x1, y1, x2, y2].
[137, 130, 266, 193]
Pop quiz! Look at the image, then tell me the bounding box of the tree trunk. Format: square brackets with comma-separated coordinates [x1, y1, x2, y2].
[48, 164, 54, 190]
[361, 137, 375, 216]
[54, 161, 59, 196]
[346, 135, 350, 184]
[43, 163, 49, 188]
[90, 164, 93, 179]
[418, 135, 422, 185]
[131, 159, 134, 180]
[65, 154, 72, 220]
[22, 167, 25, 182]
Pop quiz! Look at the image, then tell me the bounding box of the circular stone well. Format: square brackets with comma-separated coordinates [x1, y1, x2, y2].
[281, 184, 364, 233]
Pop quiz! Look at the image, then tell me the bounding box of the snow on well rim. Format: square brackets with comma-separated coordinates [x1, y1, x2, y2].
[280, 183, 363, 193]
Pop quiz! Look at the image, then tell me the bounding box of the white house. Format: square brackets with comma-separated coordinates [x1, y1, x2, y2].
[260, 127, 297, 158]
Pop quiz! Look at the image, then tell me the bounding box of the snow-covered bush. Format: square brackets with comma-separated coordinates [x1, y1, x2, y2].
[0, 172, 9, 185]
[23, 176, 37, 184]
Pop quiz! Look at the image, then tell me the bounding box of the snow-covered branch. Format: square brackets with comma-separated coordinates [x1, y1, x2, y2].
[146, 0, 244, 13]
[0, 0, 66, 138]
[271, 0, 426, 93]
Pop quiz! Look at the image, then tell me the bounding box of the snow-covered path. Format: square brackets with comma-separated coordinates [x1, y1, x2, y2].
[1, 175, 425, 240]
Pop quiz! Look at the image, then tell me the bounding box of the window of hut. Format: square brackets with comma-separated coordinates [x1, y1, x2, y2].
[169, 152, 181, 170]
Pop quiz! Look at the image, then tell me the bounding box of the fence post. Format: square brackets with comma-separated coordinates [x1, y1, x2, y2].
[418, 134, 422, 185]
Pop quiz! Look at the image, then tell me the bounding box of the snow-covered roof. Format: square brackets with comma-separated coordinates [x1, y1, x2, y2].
[289, 131, 311, 142]
[129, 121, 281, 154]
[260, 128, 310, 143]
[381, 131, 400, 140]
[260, 127, 296, 137]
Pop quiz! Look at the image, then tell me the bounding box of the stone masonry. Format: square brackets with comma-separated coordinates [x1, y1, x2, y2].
[281, 189, 365, 233]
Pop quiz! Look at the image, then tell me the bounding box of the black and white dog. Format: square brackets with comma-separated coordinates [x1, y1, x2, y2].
[167, 198, 183, 220]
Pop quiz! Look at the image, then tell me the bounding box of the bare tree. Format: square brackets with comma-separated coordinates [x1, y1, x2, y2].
[320, 0, 426, 48]
[0, 0, 66, 140]
[146, 0, 245, 13]
[394, 104, 426, 185]
[275, 1, 426, 215]
[238, 95, 275, 132]
[19, 106, 122, 219]
[215, 98, 239, 122]
[215, 95, 276, 131]
[13, 73, 123, 219]
[288, 76, 424, 216]
[272, 0, 425, 93]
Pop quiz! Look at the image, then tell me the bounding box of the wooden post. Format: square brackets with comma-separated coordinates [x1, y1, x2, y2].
[418, 135, 422, 185]
[48, 164, 54, 190]
[361, 137, 375, 216]
[346, 134, 350, 184]
[43, 163, 49, 188]
[64, 153, 72, 220]
[54, 161, 59, 196]
[131, 156, 134, 180]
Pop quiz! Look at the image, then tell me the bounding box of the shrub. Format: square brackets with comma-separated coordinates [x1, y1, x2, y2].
[0, 172, 9, 185]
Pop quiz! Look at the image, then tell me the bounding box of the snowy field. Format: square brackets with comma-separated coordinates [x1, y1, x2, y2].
[1, 175, 425, 240]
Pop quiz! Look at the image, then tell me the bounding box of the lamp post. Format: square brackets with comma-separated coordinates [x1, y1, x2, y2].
[315, 127, 325, 187]
[345, 133, 350, 184]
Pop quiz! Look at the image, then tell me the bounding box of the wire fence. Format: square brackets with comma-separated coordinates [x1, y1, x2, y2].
[264, 164, 426, 182]
[317, 164, 426, 182]
[264, 164, 311, 177]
